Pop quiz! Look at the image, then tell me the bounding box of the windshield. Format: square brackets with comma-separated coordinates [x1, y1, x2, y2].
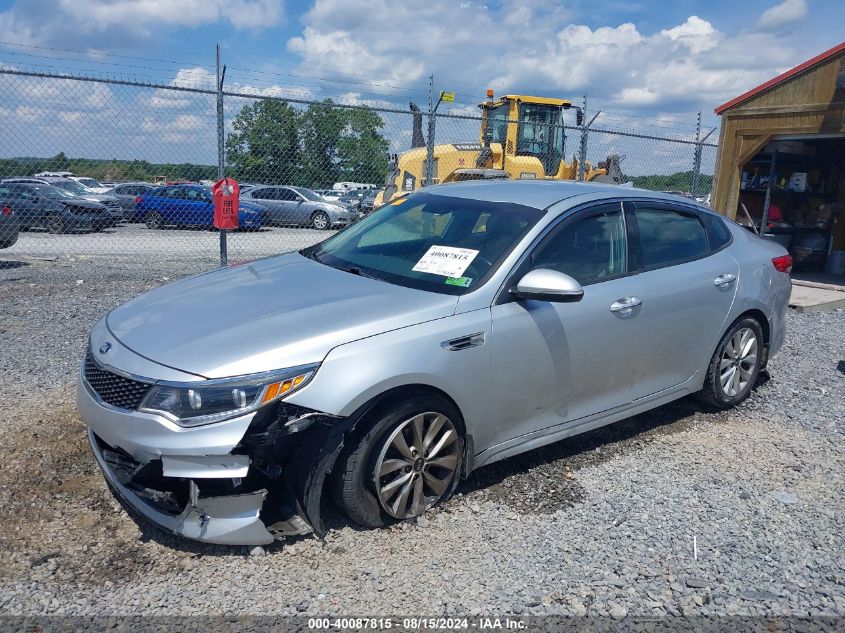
[76, 178, 101, 188]
[486, 104, 510, 144]
[53, 180, 92, 195]
[292, 187, 322, 202]
[31, 184, 76, 199]
[517, 103, 564, 174]
[306, 192, 542, 295]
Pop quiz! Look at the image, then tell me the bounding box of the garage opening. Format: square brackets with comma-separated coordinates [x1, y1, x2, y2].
[736, 135, 845, 274]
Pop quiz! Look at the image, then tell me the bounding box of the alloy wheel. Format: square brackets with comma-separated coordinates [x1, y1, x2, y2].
[45, 214, 65, 234]
[720, 327, 758, 397]
[145, 212, 163, 230]
[374, 412, 460, 519]
[312, 212, 329, 230]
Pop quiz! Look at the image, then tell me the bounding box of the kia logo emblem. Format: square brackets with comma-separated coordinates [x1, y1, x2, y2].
[99, 342, 112, 354]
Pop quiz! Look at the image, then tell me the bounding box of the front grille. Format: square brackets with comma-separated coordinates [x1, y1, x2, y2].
[84, 352, 152, 410]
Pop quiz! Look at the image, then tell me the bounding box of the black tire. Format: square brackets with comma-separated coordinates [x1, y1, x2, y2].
[311, 210, 330, 230]
[333, 394, 464, 528]
[45, 213, 65, 234]
[695, 316, 765, 409]
[144, 211, 164, 230]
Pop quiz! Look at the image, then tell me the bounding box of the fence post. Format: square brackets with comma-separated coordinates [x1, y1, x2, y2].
[578, 95, 588, 182]
[216, 43, 227, 267]
[691, 111, 702, 198]
[424, 74, 436, 187]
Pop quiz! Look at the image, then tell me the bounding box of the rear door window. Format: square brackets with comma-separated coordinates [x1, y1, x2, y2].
[632, 204, 709, 269]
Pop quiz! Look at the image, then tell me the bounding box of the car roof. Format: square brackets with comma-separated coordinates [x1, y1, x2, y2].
[423, 180, 712, 211]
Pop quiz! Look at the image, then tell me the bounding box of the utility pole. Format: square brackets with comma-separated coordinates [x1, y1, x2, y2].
[216, 44, 227, 267]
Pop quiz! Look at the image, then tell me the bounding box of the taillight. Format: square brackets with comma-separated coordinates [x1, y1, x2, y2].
[135, 196, 143, 204]
[772, 254, 793, 273]
[1, 205, 12, 216]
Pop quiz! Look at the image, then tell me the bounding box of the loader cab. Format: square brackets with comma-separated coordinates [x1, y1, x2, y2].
[480, 94, 580, 177]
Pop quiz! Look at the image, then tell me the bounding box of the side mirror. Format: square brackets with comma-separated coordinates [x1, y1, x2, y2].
[511, 269, 584, 303]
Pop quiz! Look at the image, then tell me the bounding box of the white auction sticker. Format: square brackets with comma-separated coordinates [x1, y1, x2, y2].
[412, 245, 479, 278]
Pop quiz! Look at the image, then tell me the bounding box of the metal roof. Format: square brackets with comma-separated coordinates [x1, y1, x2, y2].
[714, 41, 845, 115]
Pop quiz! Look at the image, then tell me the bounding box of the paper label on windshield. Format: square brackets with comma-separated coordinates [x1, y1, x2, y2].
[413, 245, 479, 278]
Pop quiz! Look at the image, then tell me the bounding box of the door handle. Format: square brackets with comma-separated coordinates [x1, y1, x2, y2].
[714, 273, 737, 287]
[609, 296, 642, 314]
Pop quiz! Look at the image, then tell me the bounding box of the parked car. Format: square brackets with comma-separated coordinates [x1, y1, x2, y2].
[0, 199, 20, 249]
[77, 180, 791, 545]
[39, 178, 123, 224]
[241, 185, 358, 229]
[104, 182, 156, 220]
[337, 188, 367, 211]
[359, 189, 379, 214]
[34, 172, 109, 192]
[0, 182, 110, 233]
[135, 184, 263, 230]
[314, 189, 343, 203]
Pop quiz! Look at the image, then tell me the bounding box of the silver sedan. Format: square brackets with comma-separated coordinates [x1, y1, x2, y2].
[240, 185, 358, 229]
[77, 181, 791, 545]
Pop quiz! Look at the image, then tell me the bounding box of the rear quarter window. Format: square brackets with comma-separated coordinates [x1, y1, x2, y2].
[634, 206, 709, 268]
[701, 213, 732, 252]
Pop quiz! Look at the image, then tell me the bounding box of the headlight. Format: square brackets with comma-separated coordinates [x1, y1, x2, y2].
[139, 364, 318, 427]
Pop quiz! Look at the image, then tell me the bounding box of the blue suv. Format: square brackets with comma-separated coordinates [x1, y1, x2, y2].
[135, 184, 264, 230]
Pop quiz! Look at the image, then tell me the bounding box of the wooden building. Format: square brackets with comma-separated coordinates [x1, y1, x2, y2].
[711, 41, 845, 273]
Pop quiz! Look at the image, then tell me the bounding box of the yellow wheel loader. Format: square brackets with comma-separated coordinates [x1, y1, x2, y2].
[375, 91, 624, 207]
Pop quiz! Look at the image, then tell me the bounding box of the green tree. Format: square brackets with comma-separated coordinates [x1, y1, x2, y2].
[299, 99, 347, 187]
[225, 100, 300, 184]
[338, 108, 389, 185]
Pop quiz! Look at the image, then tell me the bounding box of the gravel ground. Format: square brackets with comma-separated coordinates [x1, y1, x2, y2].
[0, 253, 843, 618]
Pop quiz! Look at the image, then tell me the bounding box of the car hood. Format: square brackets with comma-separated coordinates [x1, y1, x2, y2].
[57, 198, 106, 210]
[106, 252, 458, 379]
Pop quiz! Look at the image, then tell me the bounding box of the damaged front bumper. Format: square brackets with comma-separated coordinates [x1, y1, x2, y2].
[88, 428, 276, 545]
[78, 365, 348, 546]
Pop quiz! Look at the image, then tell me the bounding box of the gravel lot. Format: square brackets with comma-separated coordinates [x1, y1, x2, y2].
[0, 250, 843, 618]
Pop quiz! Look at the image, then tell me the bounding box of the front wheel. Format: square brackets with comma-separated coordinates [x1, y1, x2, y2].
[144, 211, 164, 230]
[45, 213, 65, 234]
[311, 211, 330, 230]
[334, 395, 463, 528]
[695, 317, 764, 408]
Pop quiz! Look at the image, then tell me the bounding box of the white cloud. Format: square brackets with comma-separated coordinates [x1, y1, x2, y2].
[55, 0, 284, 31]
[758, 0, 807, 30]
[661, 16, 718, 54]
[0, 0, 284, 49]
[286, 1, 810, 119]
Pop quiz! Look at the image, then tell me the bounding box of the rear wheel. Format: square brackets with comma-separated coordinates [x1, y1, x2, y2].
[144, 211, 164, 230]
[311, 211, 330, 230]
[45, 213, 65, 234]
[696, 316, 764, 408]
[334, 395, 463, 528]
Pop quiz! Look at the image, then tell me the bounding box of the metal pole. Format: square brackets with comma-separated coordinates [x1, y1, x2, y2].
[578, 95, 588, 181]
[691, 111, 702, 198]
[425, 75, 436, 187]
[216, 43, 227, 267]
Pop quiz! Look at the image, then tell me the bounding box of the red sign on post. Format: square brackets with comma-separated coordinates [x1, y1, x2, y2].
[213, 177, 239, 230]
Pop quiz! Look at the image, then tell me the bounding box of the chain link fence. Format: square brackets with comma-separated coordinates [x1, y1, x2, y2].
[0, 67, 718, 278]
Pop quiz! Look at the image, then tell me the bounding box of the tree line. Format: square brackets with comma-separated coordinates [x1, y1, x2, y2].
[225, 99, 390, 187]
[0, 98, 391, 188]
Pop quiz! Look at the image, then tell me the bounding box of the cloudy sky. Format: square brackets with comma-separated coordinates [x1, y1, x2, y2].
[0, 0, 842, 171]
